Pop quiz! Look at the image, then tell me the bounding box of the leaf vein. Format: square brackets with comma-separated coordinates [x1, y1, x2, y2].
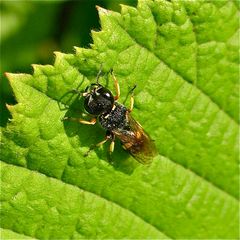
[108, 22, 238, 199]
[2, 161, 172, 239]
[0, 227, 39, 240]
[116, 7, 238, 124]
[17, 66, 238, 201]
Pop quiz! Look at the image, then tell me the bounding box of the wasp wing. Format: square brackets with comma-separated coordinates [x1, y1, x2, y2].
[113, 113, 157, 164]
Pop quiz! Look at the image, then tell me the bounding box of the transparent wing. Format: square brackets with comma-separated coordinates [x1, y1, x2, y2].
[113, 113, 157, 164]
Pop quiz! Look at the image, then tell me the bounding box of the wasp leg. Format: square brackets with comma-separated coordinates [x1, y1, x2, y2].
[84, 131, 112, 157]
[107, 135, 115, 163]
[58, 78, 84, 110]
[128, 85, 137, 113]
[69, 89, 82, 95]
[62, 117, 96, 125]
[109, 139, 115, 154]
[110, 70, 120, 100]
[69, 89, 89, 97]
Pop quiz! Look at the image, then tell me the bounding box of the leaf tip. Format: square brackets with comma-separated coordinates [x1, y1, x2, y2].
[119, 3, 127, 9]
[4, 72, 12, 79]
[31, 64, 39, 71]
[54, 51, 64, 64]
[6, 104, 14, 111]
[73, 46, 80, 52]
[53, 51, 63, 58]
[31, 64, 47, 75]
[4, 72, 18, 82]
[74, 47, 86, 56]
[96, 5, 110, 15]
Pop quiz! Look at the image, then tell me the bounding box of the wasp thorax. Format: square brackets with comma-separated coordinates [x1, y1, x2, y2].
[84, 84, 114, 115]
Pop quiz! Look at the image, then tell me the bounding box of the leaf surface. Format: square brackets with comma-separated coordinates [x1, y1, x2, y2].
[1, 0, 239, 239]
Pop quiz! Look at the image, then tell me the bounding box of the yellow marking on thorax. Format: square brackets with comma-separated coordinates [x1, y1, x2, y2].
[112, 105, 116, 111]
[104, 105, 116, 119]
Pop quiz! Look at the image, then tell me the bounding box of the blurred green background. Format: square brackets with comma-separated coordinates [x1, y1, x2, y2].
[0, 0, 137, 127]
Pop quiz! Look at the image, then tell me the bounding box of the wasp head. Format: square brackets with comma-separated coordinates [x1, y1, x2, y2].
[83, 84, 114, 115]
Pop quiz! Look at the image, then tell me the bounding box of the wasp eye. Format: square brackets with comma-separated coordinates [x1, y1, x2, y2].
[84, 87, 114, 115]
[97, 87, 113, 100]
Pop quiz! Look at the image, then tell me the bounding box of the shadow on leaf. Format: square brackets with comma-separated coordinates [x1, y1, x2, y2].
[60, 92, 139, 175]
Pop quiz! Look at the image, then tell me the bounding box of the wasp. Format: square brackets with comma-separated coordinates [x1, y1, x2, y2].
[63, 68, 157, 164]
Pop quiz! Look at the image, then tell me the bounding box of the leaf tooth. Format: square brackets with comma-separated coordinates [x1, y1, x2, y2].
[5, 72, 31, 84]
[5, 73, 33, 106]
[31, 64, 40, 75]
[119, 3, 132, 12]
[54, 50, 65, 61]
[120, 3, 138, 16]
[5, 72, 18, 81]
[90, 29, 99, 36]
[74, 47, 100, 74]
[91, 30, 106, 48]
[75, 47, 98, 60]
[73, 46, 81, 53]
[6, 104, 14, 111]
[96, 5, 111, 15]
[74, 46, 95, 55]
[53, 51, 69, 67]
[90, 29, 99, 42]
[31, 64, 39, 71]
[6, 103, 18, 116]
[31, 64, 54, 76]
[96, 4, 121, 32]
[53, 50, 64, 57]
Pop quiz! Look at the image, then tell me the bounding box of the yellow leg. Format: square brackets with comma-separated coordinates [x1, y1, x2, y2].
[109, 141, 115, 154]
[107, 136, 115, 163]
[62, 117, 96, 125]
[111, 71, 120, 100]
[84, 133, 112, 157]
[129, 95, 134, 112]
[128, 85, 136, 112]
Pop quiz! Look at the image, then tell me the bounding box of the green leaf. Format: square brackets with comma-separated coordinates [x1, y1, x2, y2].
[1, 0, 239, 239]
[0, 228, 36, 240]
[1, 161, 165, 239]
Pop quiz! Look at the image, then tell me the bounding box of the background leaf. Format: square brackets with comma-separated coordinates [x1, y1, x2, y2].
[1, 0, 239, 239]
[0, 0, 137, 127]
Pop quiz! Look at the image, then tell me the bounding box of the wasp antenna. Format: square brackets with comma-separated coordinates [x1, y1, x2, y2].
[69, 89, 83, 95]
[130, 85, 137, 93]
[96, 63, 103, 84]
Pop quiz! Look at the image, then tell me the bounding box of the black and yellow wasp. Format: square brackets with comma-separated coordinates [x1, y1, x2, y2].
[63, 68, 157, 164]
